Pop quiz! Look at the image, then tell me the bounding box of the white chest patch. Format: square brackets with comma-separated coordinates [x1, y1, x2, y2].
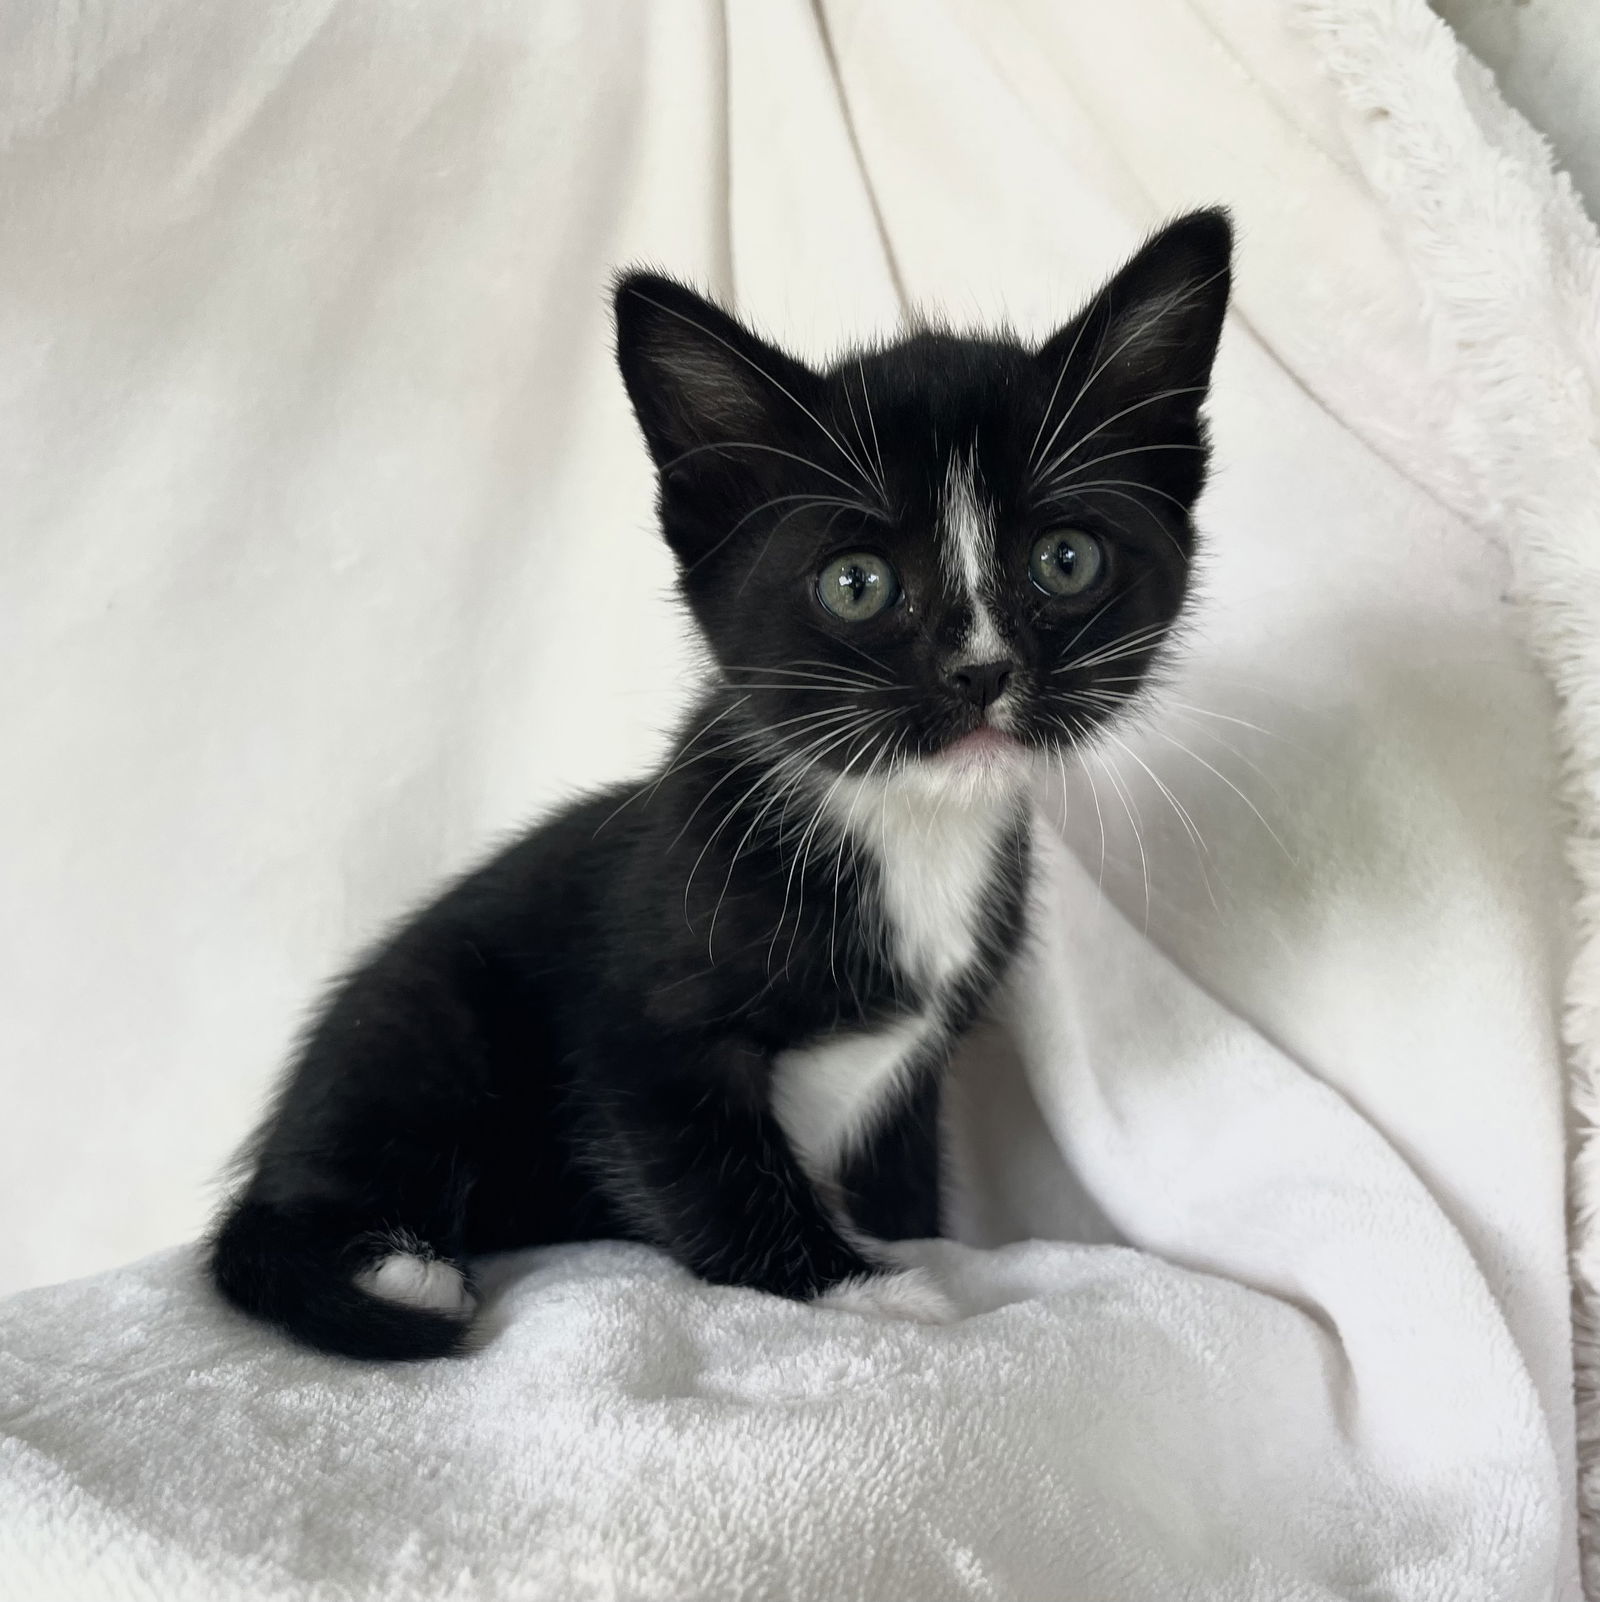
[772, 1012, 936, 1181]
[844, 768, 1019, 993]
[772, 767, 1024, 1182]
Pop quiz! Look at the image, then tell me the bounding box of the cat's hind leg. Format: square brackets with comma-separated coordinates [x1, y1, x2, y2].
[210, 944, 487, 1360]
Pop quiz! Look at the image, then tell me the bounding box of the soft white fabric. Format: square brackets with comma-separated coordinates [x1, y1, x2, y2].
[2, 0, 1594, 1598]
[0, 1233, 1555, 1601]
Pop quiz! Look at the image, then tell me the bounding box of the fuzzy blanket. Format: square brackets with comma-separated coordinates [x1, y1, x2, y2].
[3, 1, 1598, 1598]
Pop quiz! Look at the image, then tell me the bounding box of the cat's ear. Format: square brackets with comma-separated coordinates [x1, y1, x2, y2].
[1035, 209, 1232, 478]
[613, 271, 823, 473]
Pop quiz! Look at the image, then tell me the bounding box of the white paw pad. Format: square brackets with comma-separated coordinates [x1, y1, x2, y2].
[355, 1253, 473, 1315]
[815, 1267, 958, 1325]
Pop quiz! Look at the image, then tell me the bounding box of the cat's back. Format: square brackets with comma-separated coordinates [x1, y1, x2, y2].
[387, 784, 643, 1018]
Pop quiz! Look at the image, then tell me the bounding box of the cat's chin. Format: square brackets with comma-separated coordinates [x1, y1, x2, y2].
[938, 726, 1026, 770]
[872, 728, 1034, 809]
[931, 726, 1035, 794]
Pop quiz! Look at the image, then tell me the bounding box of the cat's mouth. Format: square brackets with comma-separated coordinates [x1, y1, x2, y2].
[937, 726, 1025, 768]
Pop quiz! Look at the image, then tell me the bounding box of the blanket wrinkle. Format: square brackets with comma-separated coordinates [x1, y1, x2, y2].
[801, 0, 907, 310]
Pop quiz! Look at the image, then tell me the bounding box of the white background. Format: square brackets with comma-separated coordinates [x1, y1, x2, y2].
[1, 0, 1594, 1297]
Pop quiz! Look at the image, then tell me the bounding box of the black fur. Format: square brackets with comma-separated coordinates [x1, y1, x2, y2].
[209, 211, 1232, 1358]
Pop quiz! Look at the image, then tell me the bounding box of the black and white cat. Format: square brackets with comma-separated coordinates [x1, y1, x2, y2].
[209, 210, 1232, 1359]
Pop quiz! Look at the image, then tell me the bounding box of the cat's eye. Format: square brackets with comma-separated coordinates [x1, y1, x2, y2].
[1029, 528, 1105, 597]
[817, 552, 899, 621]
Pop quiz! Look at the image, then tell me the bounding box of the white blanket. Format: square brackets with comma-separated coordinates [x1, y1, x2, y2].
[3, 1, 1597, 1598]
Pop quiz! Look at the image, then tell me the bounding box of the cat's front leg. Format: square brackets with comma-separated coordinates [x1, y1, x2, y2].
[587, 1033, 937, 1311]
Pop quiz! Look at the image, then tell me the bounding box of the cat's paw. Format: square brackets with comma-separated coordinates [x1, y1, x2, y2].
[814, 1267, 958, 1324]
[355, 1252, 475, 1316]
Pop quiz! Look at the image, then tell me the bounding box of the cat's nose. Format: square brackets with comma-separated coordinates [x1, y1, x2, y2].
[947, 659, 1016, 713]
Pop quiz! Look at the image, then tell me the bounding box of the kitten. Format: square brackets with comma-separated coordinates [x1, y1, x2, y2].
[209, 210, 1232, 1358]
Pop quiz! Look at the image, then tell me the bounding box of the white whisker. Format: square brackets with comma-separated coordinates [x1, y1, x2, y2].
[819, 628, 898, 681]
[1052, 475, 1188, 511]
[768, 713, 897, 977]
[689, 491, 879, 574]
[590, 696, 751, 837]
[1031, 385, 1209, 494]
[1038, 441, 1209, 498]
[1089, 742, 1151, 935]
[722, 659, 893, 688]
[1037, 481, 1189, 562]
[1053, 621, 1174, 675]
[657, 440, 886, 509]
[625, 289, 887, 502]
[694, 713, 888, 945]
[841, 364, 889, 510]
[1054, 589, 1129, 665]
[1027, 310, 1097, 470]
[706, 712, 892, 957]
[1027, 259, 1228, 482]
[1154, 731, 1297, 865]
[856, 357, 888, 498]
[1092, 724, 1221, 917]
[667, 707, 863, 854]
[1048, 713, 1109, 905]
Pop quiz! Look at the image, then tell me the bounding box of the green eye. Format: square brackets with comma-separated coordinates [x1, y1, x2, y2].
[1029, 528, 1105, 597]
[817, 552, 899, 621]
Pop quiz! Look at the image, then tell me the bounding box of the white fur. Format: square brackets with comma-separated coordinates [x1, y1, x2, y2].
[814, 1267, 958, 1324]
[773, 759, 1027, 1189]
[940, 455, 1007, 663]
[772, 1012, 937, 1179]
[827, 761, 1026, 994]
[355, 1253, 473, 1315]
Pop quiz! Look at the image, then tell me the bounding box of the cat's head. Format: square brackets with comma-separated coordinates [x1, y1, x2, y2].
[614, 210, 1231, 799]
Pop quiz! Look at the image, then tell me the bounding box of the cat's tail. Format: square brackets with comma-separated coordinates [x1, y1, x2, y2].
[208, 1197, 475, 1361]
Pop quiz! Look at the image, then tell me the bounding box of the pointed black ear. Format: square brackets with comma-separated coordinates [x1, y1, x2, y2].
[613, 272, 823, 473]
[1036, 208, 1232, 461]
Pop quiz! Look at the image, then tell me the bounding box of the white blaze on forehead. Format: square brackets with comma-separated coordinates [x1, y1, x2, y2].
[939, 455, 1007, 661]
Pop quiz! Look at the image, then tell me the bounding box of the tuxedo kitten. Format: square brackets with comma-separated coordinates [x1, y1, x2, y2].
[210, 210, 1232, 1358]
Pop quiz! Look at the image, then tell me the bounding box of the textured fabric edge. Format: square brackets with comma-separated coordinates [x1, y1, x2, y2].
[1293, 0, 1600, 1590]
